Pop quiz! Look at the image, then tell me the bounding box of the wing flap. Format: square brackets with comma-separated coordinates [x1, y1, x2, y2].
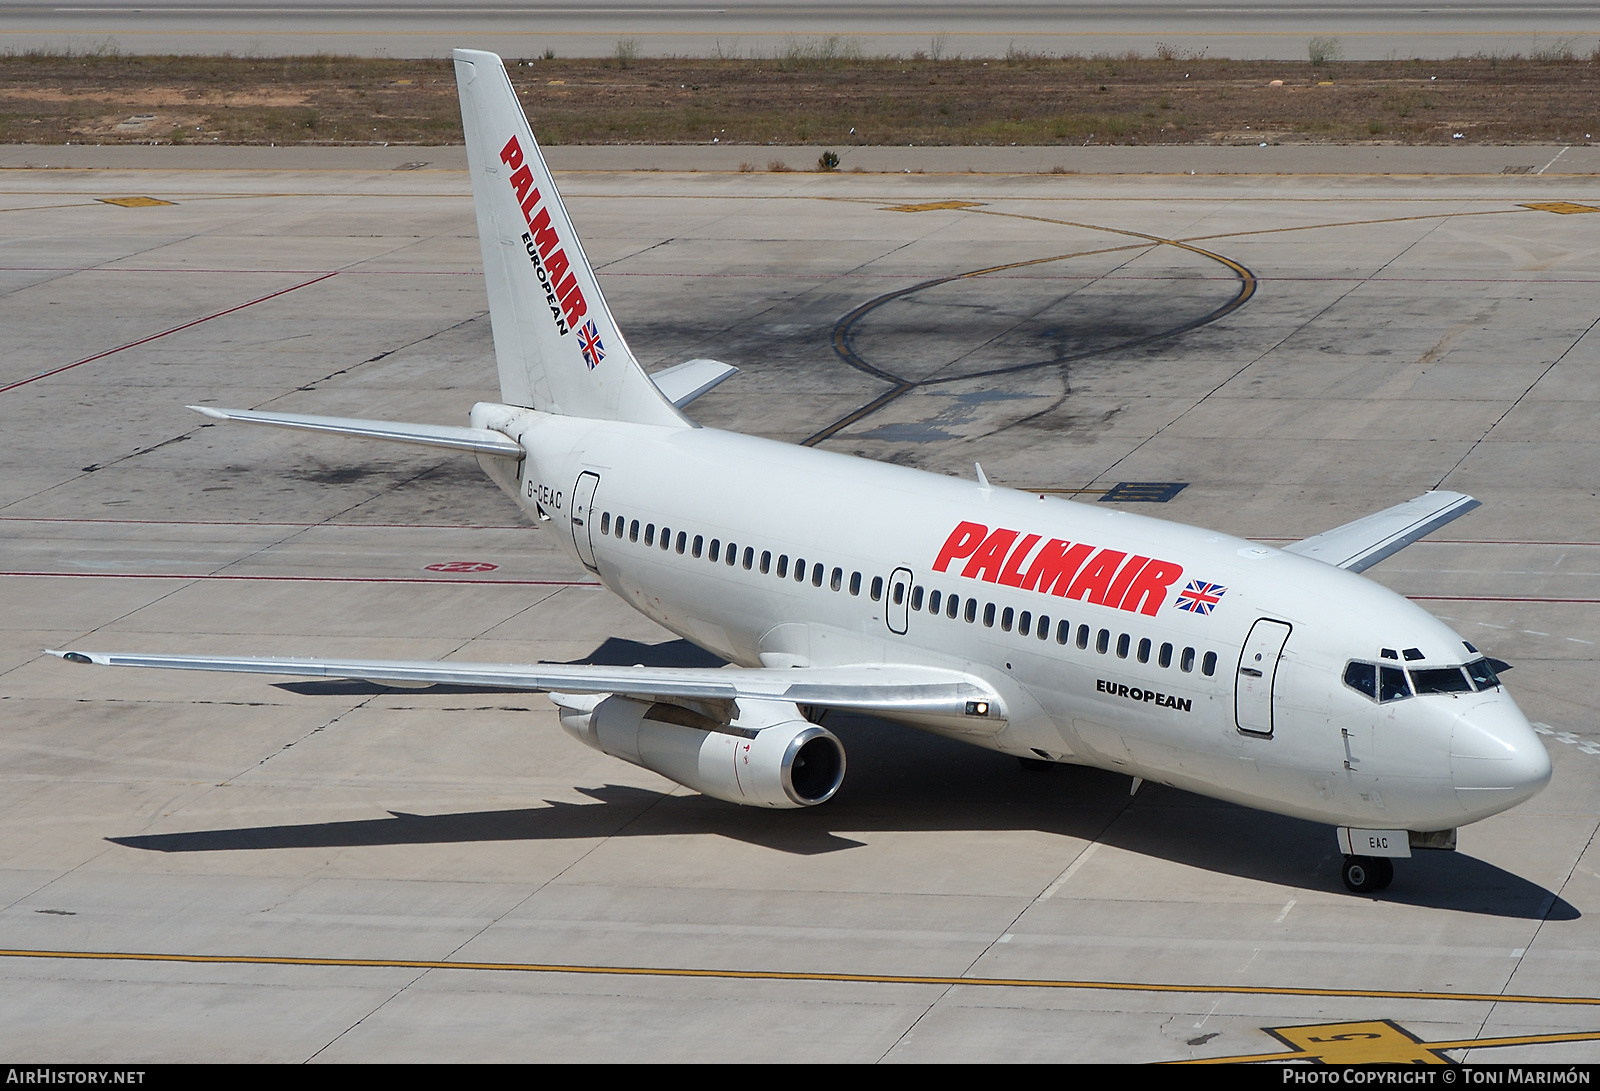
[48, 650, 1004, 723]
[1283, 490, 1480, 573]
[188, 406, 524, 458]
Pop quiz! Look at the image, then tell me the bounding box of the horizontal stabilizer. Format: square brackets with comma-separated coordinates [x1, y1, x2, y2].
[188, 406, 523, 458]
[1284, 490, 1480, 573]
[48, 649, 1004, 724]
[649, 359, 739, 408]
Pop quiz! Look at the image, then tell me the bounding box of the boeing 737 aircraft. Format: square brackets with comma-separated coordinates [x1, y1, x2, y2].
[53, 49, 1551, 895]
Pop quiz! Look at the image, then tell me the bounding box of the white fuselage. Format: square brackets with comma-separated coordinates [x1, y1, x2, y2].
[476, 403, 1551, 835]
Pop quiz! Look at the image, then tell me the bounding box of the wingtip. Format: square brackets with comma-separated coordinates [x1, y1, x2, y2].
[187, 405, 230, 420]
[45, 649, 95, 664]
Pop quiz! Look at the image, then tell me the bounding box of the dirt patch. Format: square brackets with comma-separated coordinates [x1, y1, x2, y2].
[2, 52, 1598, 146]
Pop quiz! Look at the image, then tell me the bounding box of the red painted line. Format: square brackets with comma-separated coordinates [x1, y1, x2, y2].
[1408, 595, 1600, 604]
[0, 516, 528, 530]
[0, 271, 339, 395]
[0, 570, 599, 587]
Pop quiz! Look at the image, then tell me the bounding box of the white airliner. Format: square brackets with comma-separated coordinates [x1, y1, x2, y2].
[52, 49, 1551, 895]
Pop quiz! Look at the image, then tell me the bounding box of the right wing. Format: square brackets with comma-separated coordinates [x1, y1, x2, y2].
[1282, 490, 1480, 573]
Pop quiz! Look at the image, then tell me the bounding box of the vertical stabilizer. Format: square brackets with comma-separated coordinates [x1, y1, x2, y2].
[454, 48, 686, 426]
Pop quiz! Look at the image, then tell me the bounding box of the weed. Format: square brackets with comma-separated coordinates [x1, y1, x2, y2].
[767, 159, 792, 171]
[817, 149, 840, 170]
[1308, 36, 1343, 65]
[614, 38, 640, 68]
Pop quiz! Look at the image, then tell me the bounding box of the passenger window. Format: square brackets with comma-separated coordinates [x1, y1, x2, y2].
[676, 531, 687, 555]
[692, 535, 703, 558]
[616, 518, 625, 539]
[1137, 638, 1151, 664]
[929, 590, 942, 614]
[870, 574, 882, 599]
[1077, 624, 1089, 650]
[964, 599, 977, 623]
[659, 526, 669, 549]
[893, 581, 904, 606]
[644, 524, 654, 547]
[1001, 607, 1014, 632]
[1159, 642, 1173, 668]
[709, 539, 720, 562]
[1344, 661, 1377, 700]
[1412, 667, 1472, 695]
[600, 513, 610, 535]
[629, 520, 640, 543]
[760, 550, 771, 574]
[1379, 665, 1411, 702]
[1018, 610, 1031, 637]
[742, 547, 753, 570]
[777, 554, 788, 578]
[1115, 633, 1130, 659]
[983, 603, 996, 628]
[722, 542, 734, 566]
[911, 586, 924, 611]
[812, 563, 824, 587]
[1181, 647, 1195, 673]
[830, 567, 842, 591]
[1096, 629, 1110, 654]
[947, 594, 960, 619]
[1056, 619, 1069, 645]
[849, 572, 861, 596]
[1202, 651, 1217, 677]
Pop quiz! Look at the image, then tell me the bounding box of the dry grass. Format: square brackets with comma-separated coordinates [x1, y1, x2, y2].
[4, 51, 1599, 146]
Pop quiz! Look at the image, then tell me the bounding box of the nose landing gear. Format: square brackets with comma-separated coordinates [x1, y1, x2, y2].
[1341, 855, 1394, 893]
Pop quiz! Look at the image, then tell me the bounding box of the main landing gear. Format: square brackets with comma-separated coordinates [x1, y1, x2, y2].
[1341, 855, 1395, 894]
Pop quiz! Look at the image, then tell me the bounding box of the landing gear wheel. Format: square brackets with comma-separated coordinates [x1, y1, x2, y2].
[1017, 756, 1055, 773]
[1342, 854, 1395, 893]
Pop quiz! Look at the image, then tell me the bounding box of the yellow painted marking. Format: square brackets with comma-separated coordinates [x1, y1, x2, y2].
[1522, 201, 1600, 215]
[1270, 1020, 1450, 1064]
[1181, 1019, 1600, 1064]
[882, 200, 987, 213]
[3, 947, 1600, 1011]
[97, 197, 175, 208]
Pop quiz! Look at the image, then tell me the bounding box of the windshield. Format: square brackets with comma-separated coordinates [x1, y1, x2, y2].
[1344, 656, 1504, 703]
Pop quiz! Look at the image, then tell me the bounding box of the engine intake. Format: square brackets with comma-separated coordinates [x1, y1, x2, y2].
[557, 695, 845, 808]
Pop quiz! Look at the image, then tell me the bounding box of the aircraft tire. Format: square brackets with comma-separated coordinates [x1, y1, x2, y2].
[1341, 855, 1394, 893]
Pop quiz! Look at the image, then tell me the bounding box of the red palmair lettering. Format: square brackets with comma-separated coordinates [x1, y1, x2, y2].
[497, 134, 590, 330]
[931, 521, 1185, 615]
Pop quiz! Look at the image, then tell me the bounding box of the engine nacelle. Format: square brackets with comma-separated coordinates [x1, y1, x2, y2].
[556, 695, 845, 808]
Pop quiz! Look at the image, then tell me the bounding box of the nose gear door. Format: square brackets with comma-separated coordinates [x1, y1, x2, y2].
[1236, 618, 1291, 737]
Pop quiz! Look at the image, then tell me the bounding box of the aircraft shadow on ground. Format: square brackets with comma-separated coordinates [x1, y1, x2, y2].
[107, 703, 1574, 921]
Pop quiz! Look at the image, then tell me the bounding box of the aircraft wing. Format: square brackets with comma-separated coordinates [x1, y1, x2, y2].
[47, 650, 1004, 723]
[1283, 490, 1480, 573]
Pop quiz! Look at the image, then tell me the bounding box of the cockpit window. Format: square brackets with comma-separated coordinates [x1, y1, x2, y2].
[1465, 657, 1501, 690]
[1378, 665, 1411, 702]
[1411, 666, 1473, 695]
[1343, 661, 1377, 699]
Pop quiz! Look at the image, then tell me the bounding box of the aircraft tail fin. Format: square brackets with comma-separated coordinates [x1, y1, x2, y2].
[453, 48, 685, 427]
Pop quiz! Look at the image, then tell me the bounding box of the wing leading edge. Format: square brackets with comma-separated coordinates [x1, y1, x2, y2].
[47, 650, 1005, 728]
[1283, 490, 1480, 573]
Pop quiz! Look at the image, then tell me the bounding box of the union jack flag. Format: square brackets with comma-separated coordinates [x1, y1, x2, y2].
[578, 319, 605, 370]
[1175, 580, 1227, 615]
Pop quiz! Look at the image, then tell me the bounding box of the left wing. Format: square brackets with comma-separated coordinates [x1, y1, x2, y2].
[48, 650, 1005, 730]
[1283, 490, 1479, 573]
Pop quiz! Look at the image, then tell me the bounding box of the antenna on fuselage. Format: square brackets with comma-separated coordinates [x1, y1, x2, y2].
[975, 462, 991, 492]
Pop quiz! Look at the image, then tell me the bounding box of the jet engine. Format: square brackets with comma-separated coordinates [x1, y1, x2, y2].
[555, 694, 845, 808]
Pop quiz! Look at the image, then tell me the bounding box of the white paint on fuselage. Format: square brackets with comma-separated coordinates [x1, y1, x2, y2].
[474, 403, 1550, 834]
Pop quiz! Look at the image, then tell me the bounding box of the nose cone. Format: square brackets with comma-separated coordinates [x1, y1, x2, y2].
[1451, 697, 1552, 821]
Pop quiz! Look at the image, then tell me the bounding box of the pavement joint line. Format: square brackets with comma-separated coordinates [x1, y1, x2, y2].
[0, 270, 338, 394]
[3, 948, 1600, 1008]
